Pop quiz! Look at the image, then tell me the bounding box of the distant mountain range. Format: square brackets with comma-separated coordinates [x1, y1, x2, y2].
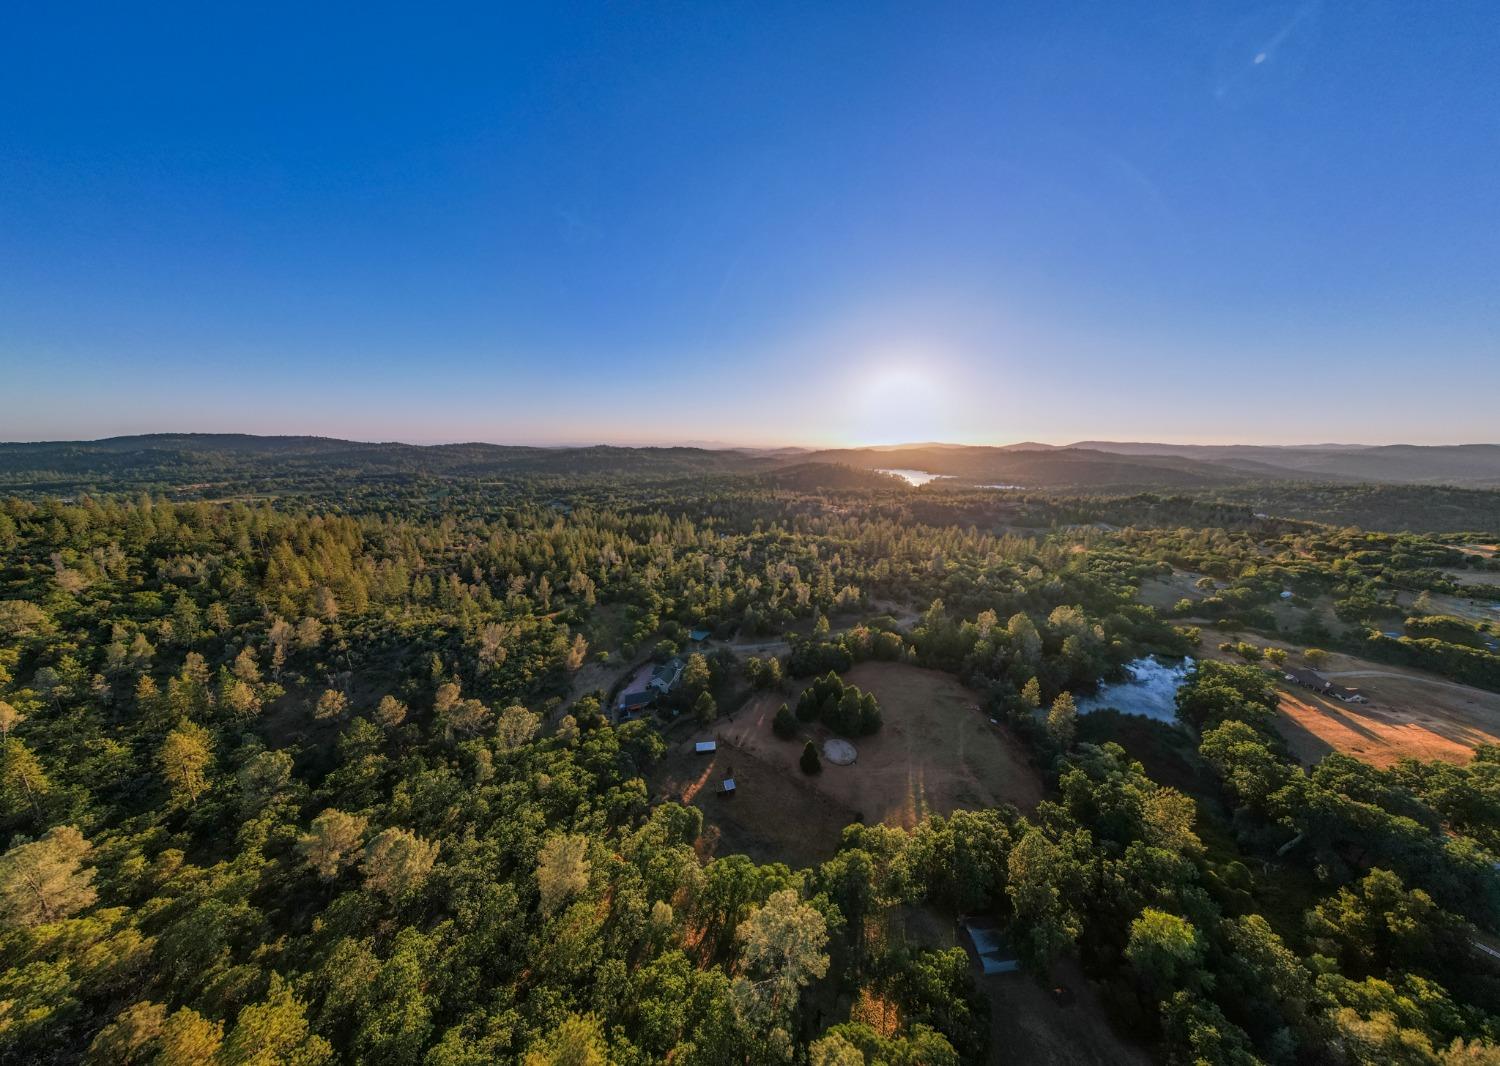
[3, 433, 1500, 493]
[803, 441, 1500, 489]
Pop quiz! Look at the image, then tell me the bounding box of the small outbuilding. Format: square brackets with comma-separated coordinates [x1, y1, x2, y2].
[719, 778, 736, 796]
[695, 741, 717, 754]
[963, 921, 1020, 975]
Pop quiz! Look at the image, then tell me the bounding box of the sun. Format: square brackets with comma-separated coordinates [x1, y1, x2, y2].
[844, 366, 951, 446]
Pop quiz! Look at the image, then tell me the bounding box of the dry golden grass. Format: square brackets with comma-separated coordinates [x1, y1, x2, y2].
[1198, 628, 1500, 767]
[724, 662, 1042, 828]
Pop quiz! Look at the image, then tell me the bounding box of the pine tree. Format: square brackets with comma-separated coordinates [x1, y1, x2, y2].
[0, 825, 97, 927]
[160, 722, 214, 805]
[1, 739, 51, 820]
[363, 828, 439, 899]
[1046, 691, 1077, 748]
[299, 809, 368, 880]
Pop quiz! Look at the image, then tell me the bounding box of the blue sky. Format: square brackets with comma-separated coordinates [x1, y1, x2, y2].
[2, 2, 1497, 446]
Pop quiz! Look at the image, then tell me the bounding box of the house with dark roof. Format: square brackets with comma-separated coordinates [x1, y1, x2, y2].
[614, 688, 654, 722]
[650, 657, 685, 694]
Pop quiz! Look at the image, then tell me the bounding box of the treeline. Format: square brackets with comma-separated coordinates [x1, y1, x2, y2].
[1359, 633, 1500, 693]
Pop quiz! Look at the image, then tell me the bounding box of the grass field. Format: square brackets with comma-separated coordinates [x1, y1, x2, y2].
[1198, 628, 1500, 767]
[724, 662, 1042, 829]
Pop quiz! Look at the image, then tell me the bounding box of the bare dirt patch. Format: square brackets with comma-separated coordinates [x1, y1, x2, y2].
[1199, 628, 1500, 767]
[721, 662, 1042, 829]
[650, 734, 855, 869]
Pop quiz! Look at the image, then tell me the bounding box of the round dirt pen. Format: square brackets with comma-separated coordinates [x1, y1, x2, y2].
[822, 739, 858, 765]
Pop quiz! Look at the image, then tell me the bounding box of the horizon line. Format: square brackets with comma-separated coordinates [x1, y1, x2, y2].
[4, 431, 1500, 451]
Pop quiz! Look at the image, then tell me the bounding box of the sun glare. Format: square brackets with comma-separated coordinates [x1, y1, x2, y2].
[845, 365, 951, 446]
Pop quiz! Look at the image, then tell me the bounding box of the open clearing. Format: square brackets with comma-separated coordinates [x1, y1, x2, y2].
[1136, 569, 1207, 611]
[650, 735, 856, 868]
[723, 662, 1042, 829]
[1199, 628, 1500, 766]
[1396, 588, 1500, 626]
[1445, 567, 1500, 589]
[893, 906, 1150, 1066]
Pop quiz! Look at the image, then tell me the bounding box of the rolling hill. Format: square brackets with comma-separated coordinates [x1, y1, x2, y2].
[1068, 441, 1500, 486]
[4, 434, 1500, 497]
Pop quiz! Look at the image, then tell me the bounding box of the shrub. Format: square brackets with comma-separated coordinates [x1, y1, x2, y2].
[800, 741, 821, 775]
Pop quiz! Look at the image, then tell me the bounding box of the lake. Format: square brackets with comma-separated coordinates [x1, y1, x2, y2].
[1077, 656, 1194, 724]
[877, 468, 952, 486]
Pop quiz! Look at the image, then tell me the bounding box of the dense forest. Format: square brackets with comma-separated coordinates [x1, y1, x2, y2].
[2, 458, 1499, 1064]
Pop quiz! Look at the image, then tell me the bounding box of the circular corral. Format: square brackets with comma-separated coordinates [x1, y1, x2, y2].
[822, 738, 858, 765]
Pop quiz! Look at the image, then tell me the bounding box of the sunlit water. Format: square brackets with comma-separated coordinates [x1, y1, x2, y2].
[877, 468, 952, 486]
[1077, 656, 1194, 724]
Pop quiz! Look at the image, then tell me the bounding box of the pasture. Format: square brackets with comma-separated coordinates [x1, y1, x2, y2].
[724, 662, 1042, 829]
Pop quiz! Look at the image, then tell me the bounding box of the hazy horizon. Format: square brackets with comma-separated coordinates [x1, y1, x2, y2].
[5, 429, 1500, 452]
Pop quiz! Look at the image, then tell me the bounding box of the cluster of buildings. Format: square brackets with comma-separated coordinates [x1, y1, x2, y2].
[612, 628, 713, 721]
[614, 658, 684, 719]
